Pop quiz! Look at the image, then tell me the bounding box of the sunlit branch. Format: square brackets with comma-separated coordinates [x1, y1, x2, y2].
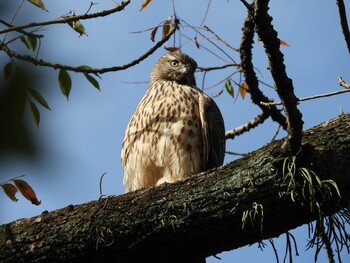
[0, 0, 131, 35]
[0, 20, 178, 74]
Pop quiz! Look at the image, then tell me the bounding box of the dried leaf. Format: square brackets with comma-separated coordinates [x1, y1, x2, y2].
[13, 179, 41, 205]
[162, 16, 172, 40]
[150, 27, 158, 42]
[164, 47, 180, 52]
[84, 73, 100, 91]
[2, 183, 18, 202]
[239, 81, 249, 99]
[27, 0, 47, 11]
[257, 37, 262, 44]
[29, 88, 51, 110]
[280, 39, 290, 47]
[58, 69, 72, 100]
[4, 61, 13, 79]
[29, 101, 40, 128]
[225, 79, 234, 98]
[140, 0, 152, 11]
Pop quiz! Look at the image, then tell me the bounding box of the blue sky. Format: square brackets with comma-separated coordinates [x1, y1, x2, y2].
[1, 0, 350, 262]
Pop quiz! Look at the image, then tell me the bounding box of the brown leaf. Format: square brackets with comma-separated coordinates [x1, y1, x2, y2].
[140, 0, 152, 11]
[1, 183, 18, 202]
[239, 81, 249, 100]
[13, 179, 41, 205]
[150, 27, 158, 42]
[164, 47, 180, 52]
[280, 39, 290, 47]
[162, 16, 172, 40]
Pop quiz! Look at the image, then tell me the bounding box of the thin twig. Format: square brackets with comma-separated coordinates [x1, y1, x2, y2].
[197, 63, 240, 72]
[225, 151, 246, 156]
[0, 20, 44, 39]
[261, 89, 350, 107]
[0, 19, 178, 74]
[0, 1, 131, 35]
[203, 25, 239, 51]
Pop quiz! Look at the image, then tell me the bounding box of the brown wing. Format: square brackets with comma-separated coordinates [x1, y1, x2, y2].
[199, 94, 225, 170]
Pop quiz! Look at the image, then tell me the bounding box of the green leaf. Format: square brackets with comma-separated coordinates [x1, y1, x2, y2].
[26, 36, 37, 52]
[58, 69, 72, 100]
[29, 89, 51, 110]
[29, 101, 40, 127]
[27, 0, 47, 11]
[84, 73, 100, 91]
[225, 79, 234, 98]
[78, 65, 101, 78]
[4, 61, 13, 79]
[69, 20, 88, 36]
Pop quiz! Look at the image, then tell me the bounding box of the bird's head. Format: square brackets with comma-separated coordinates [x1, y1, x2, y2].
[150, 52, 197, 85]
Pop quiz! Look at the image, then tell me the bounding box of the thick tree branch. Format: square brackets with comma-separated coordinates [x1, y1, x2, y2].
[336, 0, 350, 53]
[1, 113, 350, 263]
[254, 0, 303, 152]
[240, 11, 287, 130]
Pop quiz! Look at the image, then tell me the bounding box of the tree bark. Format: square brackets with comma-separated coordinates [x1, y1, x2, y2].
[1, 113, 350, 263]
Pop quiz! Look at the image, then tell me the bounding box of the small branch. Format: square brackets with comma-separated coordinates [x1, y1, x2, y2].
[336, 0, 350, 53]
[0, 1, 131, 35]
[225, 112, 269, 139]
[203, 25, 239, 51]
[197, 63, 240, 72]
[225, 151, 246, 156]
[0, 20, 43, 39]
[0, 20, 178, 74]
[261, 89, 350, 107]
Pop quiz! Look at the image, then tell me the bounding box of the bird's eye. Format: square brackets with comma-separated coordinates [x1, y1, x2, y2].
[170, 60, 179, 67]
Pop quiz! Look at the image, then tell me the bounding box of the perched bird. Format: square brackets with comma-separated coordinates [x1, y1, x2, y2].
[121, 52, 225, 192]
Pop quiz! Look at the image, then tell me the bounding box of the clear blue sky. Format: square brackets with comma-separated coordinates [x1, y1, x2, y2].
[1, 0, 350, 262]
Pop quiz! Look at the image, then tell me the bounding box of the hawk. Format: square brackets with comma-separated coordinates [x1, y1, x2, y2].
[121, 52, 225, 192]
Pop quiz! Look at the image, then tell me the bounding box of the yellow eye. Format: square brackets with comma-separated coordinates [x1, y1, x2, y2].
[170, 60, 179, 67]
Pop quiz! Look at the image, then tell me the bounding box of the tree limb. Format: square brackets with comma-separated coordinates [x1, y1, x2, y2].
[239, 10, 287, 130]
[1, 113, 350, 263]
[253, 0, 303, 152]
[336, 0, 350, 54]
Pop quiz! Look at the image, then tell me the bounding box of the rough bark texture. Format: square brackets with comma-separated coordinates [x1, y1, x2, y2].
[1, 113, 350, 263]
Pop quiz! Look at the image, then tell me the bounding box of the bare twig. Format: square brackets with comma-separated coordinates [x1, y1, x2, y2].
[336, 0, 350, 53]
[261, 84, 350, 107]
[0, 1, 131, 35]
[197, 63, 240, 72]
[0, 19, 178, 74]
[203, 25, 239, 51]
[0, 20, 43, 39]
[225, 112, 269, 139]
[225, 151, 246, 156]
